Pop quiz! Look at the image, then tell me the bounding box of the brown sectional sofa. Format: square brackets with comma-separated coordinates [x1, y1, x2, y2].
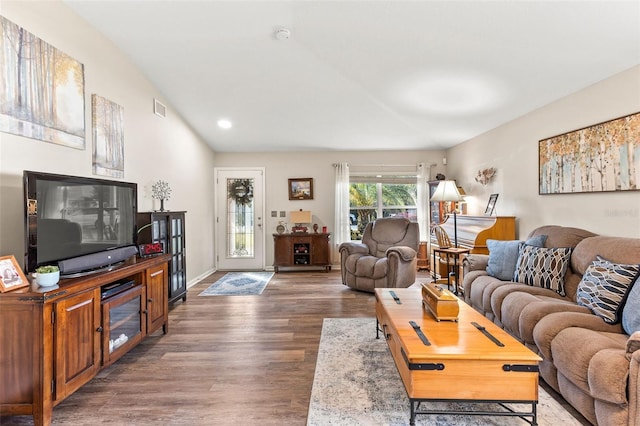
[461, 225, 640, 426]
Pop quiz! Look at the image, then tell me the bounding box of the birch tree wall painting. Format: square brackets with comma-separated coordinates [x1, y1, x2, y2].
[0, 16, 85, 148]
[92, 94, 124, 178]
[539, 112, 640, 195]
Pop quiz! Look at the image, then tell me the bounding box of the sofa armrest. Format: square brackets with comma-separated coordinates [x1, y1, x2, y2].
[628, 331, 640, 357]
[463, 254, 489, 274]
[589, 348, 629, 405]
[629, 337, 640, 424]
[338, 242, 369, 256]
[386, 246, 417, 262]
[534, 311, 624, 360]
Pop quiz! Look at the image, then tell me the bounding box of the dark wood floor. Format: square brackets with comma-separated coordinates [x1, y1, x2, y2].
[2, 270, 588, 425]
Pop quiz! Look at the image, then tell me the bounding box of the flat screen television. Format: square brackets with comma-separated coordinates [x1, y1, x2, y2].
[24, 171, 138, 276]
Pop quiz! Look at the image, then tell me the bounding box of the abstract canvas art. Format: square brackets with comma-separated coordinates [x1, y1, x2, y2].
[539, 112, 640, 194]
[92, 94, 124, 177]
[0, 16, 85, 148]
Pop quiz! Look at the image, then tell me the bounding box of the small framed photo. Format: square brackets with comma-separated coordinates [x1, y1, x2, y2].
[288, 178, 314, 200]
[0, 255, 30, 292]
[484, 193, 499, 216]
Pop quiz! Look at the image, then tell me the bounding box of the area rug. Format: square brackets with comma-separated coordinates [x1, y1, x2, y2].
[307, 317, 583, 426]
[198, 271, 274, 296]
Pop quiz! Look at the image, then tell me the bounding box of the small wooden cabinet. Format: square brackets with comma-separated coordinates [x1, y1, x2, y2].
[145, 263, 169, 334]
[137, 211, 187, 304]
[0, 255, 170, 426]
[273, 233, 331, 272]
[54, 288, 102, 401]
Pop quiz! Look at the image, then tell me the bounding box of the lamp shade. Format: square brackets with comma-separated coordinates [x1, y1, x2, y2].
[290, 210, 312, 224]
[430, 180, 464, 202]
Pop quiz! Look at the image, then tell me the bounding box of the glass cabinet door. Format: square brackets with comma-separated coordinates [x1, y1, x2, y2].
[170, 216, 185, 297]
[102, 285, 145, 366]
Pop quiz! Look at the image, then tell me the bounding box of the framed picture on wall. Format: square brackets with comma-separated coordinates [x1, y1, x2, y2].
[288, 178, 314, 200]
[0, 255, 29, 292]
[538, 111, 640, 194]
[484, 194, 499, 216]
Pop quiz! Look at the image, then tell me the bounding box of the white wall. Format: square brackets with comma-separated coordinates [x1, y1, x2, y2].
[214, 150, 447, 265]
[3, 1, 637, 281]
[0, 1, 216, 282]
[446, 66, 640, 238]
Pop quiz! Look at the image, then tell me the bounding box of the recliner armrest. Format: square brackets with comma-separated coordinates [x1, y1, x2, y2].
[338, 242, 369, 256]
[386, 246, 417, 262]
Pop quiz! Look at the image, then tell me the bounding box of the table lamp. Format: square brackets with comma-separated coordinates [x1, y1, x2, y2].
[290, 210, 312, 233]
[430, 180, 464, 247]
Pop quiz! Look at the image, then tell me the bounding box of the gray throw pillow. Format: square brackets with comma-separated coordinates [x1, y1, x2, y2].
[486, 235, 547, 281]
[623, 277, 640, 334]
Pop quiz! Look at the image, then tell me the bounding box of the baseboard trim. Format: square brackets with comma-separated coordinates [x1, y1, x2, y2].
[187, 267, 216, 289]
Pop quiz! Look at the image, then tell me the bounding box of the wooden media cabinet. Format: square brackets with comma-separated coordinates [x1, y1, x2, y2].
[0, 255, 171, 426]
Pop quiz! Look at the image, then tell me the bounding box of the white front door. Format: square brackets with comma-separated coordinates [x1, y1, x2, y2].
[215, 168, 265, 270]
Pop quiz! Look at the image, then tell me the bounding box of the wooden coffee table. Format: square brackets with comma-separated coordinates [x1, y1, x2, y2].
[375, 287, 542, 425]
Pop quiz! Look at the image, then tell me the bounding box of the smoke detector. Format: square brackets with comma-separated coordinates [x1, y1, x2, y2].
[275, 28, 291, 40]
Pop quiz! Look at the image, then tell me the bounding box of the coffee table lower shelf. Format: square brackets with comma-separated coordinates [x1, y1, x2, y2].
[408, 397, 537, 426]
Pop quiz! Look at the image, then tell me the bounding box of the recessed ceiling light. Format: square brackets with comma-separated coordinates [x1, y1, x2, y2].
[217, 119, 232, 129]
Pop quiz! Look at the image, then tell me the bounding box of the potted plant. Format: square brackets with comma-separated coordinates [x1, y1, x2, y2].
[34, 265, 60, 287]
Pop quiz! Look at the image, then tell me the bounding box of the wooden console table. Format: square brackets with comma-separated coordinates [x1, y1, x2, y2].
[0, 255, 170, 426]
[273, 232, 331, 272]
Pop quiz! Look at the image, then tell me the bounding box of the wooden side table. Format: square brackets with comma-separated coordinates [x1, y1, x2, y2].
[432, 247, 470, 295]
[416, 241, 429, 271]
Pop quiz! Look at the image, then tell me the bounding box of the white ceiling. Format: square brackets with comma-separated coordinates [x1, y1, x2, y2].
[64, 1, 640, 153]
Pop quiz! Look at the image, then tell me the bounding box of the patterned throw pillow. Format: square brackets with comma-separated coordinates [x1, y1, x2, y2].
[577, 256, 640, 324]
[513, 245, 572, 295]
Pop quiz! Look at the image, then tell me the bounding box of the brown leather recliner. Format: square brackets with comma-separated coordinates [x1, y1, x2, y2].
[339, 217, 419, 293]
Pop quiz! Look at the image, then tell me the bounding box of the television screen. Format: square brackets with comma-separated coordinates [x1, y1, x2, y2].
[24, 171, 137, 273]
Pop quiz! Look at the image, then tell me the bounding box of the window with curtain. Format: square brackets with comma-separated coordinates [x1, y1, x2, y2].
[348, 166, 418, 241]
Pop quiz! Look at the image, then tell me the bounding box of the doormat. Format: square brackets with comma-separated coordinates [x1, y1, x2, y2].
[198, 271, 274, 296]
[307, 317, 584, 426]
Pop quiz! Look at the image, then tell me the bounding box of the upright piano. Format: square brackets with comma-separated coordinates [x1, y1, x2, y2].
[431, 215, 516, 254]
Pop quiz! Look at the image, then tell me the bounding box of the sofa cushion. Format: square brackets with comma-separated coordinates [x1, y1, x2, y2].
[486, 235, 547, 281]
[344, 255, 388, 279]
[513, 245, 572, 295]
[576, 257, 640, 324]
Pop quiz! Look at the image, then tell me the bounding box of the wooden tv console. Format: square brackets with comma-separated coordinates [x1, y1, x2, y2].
[0, 255, 171, 426]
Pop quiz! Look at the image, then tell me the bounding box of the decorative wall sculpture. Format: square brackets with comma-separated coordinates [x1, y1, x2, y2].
[539, 112, 639, 194]
[475, 167, 497, 186]
[0, 16, 85, 148]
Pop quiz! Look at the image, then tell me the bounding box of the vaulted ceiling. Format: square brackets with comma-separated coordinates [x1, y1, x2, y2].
[65, 1, 640, 152]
